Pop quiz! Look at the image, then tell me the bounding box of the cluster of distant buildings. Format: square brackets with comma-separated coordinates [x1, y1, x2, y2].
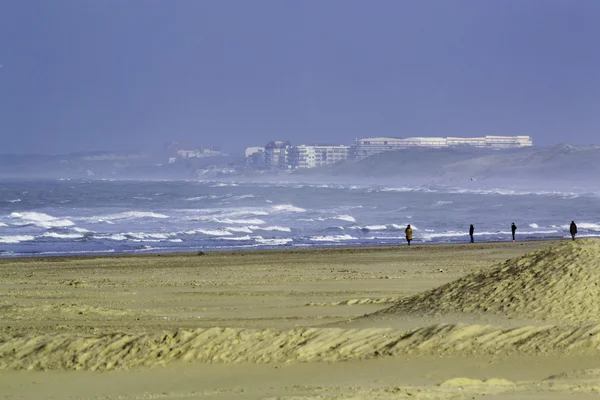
[164, 142, 229, 164]
[246, 136, 533, 170]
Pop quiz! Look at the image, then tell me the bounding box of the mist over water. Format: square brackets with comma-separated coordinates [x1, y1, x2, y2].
[1, 179, 599, 257]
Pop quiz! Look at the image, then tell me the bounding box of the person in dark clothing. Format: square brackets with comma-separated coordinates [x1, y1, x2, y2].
[570, 221, 578, 241]
[469, 224, 474, 243]
[511, 222, 517, 242]
[405, 224, 413, 246]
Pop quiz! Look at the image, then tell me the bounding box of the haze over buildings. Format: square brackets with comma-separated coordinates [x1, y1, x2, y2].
[246, 135, 533, 170]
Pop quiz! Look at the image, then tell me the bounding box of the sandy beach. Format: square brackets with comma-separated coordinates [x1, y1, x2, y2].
[2, 239, 600, 399]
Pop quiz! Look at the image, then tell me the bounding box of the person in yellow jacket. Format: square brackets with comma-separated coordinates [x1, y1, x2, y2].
[404, 224, 413, 246]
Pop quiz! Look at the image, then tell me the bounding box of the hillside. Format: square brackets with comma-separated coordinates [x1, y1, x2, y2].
[301, 144, 600, 186]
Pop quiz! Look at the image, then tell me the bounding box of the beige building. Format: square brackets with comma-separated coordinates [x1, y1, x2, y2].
[289, 145, 352, 169]
[355, 136, 533, 158]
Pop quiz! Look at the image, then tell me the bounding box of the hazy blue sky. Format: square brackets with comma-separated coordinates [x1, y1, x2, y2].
[1, 0, 599, 154]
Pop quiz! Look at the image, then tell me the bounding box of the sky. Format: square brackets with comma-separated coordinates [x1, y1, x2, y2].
[0, 0, 599, 155]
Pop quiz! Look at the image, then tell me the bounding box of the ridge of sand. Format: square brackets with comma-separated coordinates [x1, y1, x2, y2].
[375, 239, 600, 323]
[3, 323, 600, 371]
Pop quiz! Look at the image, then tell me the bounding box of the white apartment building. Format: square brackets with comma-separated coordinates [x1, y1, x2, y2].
[289, 145, 352, 169]
[355, 136, 533, 158]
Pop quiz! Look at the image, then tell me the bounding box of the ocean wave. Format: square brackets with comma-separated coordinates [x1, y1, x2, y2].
[0, 235, 36, 244]
[0, 222, 7, 227]
[215, 218, 266, 225]
[351, 225, 387, 231]
[249, 225, 291, 232]
[124, 232, 174, 240]
[272, 204, 306, 213]
[4, 199, 21, 203]
[391, 224, 418, 230]
[81, 211, 169, 223]
[226, 226, 254, 233]
[210, 183, 239, 187]
[94, 234, 128, 241]
[554, 222, 600, 231]
[9, 212, 75, 229]
[230, 194, 255, 201]
[255, 238, 293, 245]
[40, 232, 85, 240]
[221, 235, 257, 241]
[323, 215, 356, 223]
[195, 229, 233, 236]
[309, 234, 357, 242]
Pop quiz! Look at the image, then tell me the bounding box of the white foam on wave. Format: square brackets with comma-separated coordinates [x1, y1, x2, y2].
[40, 232, 85, 240]
[221, 235, 257, 241]
[226, 226, 254, 234]
[125, 232, 173, 240]
[391, 224, 418, 230]
[10, 212, 75, 229]
[434, 200, 453, 206]
[529, 223, 540, 229]
[230, 194, 255, 201]
[0, 235, 35, 244]
[272, 204, 306, 213]
[330, 215, 356, 223]
[255, 237, 293, 246]
[249, 225, 291, 232]
[95, 234, 128, 241]
[216, 218, 266, 225]
[309, 234, 357, 242]
[5, 199, 21, 203]
[351, 225, 387, 231]
[196, 229, 232, 236]
[219, 210, 269, 218]
[210, 183, 239, 187]
[0, 222, 7, 227]
[82, 211, 169, 223]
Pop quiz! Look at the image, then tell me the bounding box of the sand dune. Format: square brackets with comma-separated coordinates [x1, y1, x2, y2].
[4, 322, 600, 371]
[378, 239, 600, 323]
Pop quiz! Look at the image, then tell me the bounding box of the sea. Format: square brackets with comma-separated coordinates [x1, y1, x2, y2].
[1, 179, 599, 257]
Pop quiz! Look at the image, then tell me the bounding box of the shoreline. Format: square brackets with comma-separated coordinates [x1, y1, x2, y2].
[0, 237, 567, 262]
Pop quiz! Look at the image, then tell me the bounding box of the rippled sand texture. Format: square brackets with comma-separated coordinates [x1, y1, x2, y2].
[3, 240, 600, 399]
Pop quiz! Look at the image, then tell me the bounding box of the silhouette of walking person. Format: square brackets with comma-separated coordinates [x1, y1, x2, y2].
[511, 222, 517, 242]
[405, 224, 413, 246]
[570, 221, 578, 241]
[469, 224, 474, 243]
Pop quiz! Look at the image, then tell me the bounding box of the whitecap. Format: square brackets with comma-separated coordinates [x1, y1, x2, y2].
[226, 226, 254, 233]
[272, 204, 306, 213]
[10, 212, 75, 229]
[40, 232, 85, 239]
[221, 235, 255, 241]
[196, 229, 233, 236]
[529, 223, 540, 229]
[81, 211, 169, 223]
[351, 225, 387, 231]
[309, 234, 357, 242]
[0, 222, 7, 227]
[125, 232, 173, 240]
[331, 215, 356, 223]
[255, 238, 293, 245]
[0, 235, 35, 244]
[252, 225, 291, 232]
[215, 218, 266, 225]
